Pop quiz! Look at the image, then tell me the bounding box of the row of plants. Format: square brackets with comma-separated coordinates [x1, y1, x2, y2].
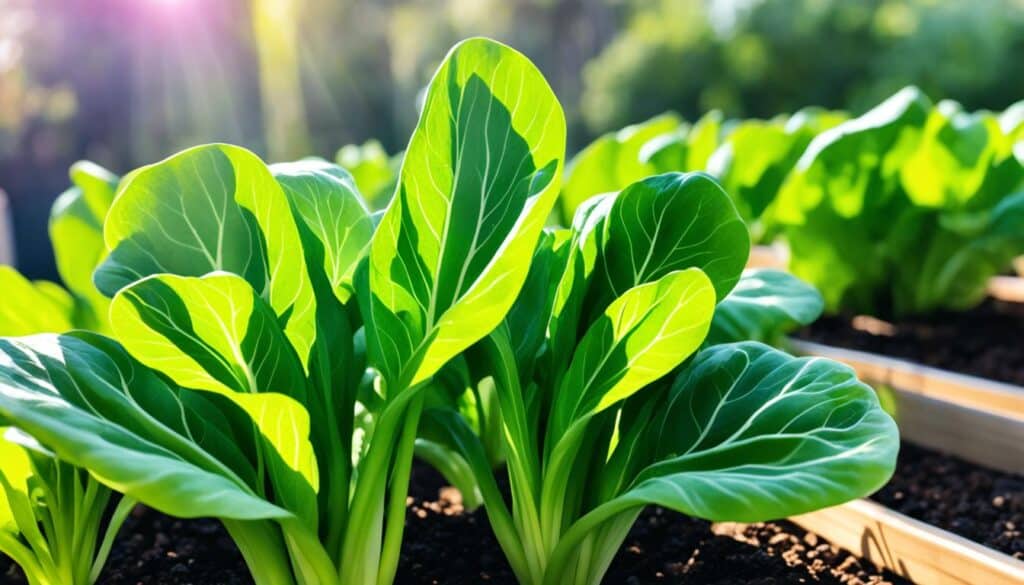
[345, 87, 1024, 317]
[0, 38, 900, 585]
[561, 86, 1024, 320]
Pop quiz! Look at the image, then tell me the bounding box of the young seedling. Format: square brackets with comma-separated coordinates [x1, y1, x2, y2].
[0, 429, 134, 585]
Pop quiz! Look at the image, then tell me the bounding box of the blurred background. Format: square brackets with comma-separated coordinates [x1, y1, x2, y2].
[2, 0, 1024, 278]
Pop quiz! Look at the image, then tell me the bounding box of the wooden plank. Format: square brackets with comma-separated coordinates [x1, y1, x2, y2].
[746, 244, 787, 269]
[790, 499, 1024, 585]
[789, 339, 1024, 422]
[889, 388, 1024, 475]
[988, 276, 1024, 303]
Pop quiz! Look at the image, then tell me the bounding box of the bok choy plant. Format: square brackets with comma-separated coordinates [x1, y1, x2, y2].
[421, 171, 899, 585]
[0, 426, 135, 585]
[559, 110, 723, 222]
[706, 108, 846, 243]
[0, 161, 131, 585]
[335, 139, 399, 209]
[770, 86, 1024, 316]
[1, 161, 118, 335]
[0, 37, 564, 585]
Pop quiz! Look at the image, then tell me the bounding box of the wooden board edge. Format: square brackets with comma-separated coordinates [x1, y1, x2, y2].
[988, 276, 1024, 304]
[746, 244, 788, 269]
[789, 499, 1024, 585]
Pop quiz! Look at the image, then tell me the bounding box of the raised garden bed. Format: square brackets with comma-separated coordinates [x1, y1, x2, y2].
[785, 382, 1024, 584]
[795, 300, 1024, 389]
[8, 443, 1017, 585]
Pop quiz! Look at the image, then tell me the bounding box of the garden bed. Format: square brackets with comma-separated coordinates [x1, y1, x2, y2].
[787, 385, 1024, 584]
[1, 462, 910, 585]
[795, 300, 1024, 388]
[870, 443, 1022, 560]
[9, 443, 1016, 584]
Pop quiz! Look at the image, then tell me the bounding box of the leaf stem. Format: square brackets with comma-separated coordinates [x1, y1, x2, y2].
[223, 519, 299, 585]
[541, 497, 640, 585]
[375, 393, 424, 585]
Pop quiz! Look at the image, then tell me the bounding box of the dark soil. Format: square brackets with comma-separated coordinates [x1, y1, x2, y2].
[0, 462, 910, 585]
[796, 300, 1024, 385]
[870, 443, 1024, 560]
[399, 465, 907, 585]
[1, 507, 251, 585]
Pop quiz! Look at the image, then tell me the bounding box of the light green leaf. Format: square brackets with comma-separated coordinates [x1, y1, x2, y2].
[271, 160, 374, 305]
[0, 430, 31, 533]
[707, 120, 795, 224]
[901, 101, 1008, 208]
[49, 161, 118, 326]
[108, 272, 321, 524]
[773, 86, 931, 313]
[623, 342, 898, 521]
[95, 144, 317, 366]
[706, 111, 837, 234]
[560, 113, 681, 220]
[0, 267, 75, 336]
[0, 333, 287, 520]
[69, 160, 118, 220]
[362, 37, 566, 388]
[237, 392, 319, 528]
[109, 272, 306, 402]
[774, 86, 930, 225]
[707, 269, 823, 346]
[550, 268, 715, 437]
[681, 109, 723, 171]
[336, 140, 397, 207]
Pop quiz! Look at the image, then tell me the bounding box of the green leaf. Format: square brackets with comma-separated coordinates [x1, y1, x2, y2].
[336, 140, 397, 207]
[504, 229, 572, 379]
[549, 268, 715, 438]
[707, 120, 795, 224]
[361, 37, 566, 388]
[773, 86, 931, 313]
[0, 267, 75, 336]
[774, 86, 930, 225]
[680, 109, 723, 171]
[891, 192, 1024, 314]
[0, 333, 287, 521]
[1001, 100, 1024, 140]
[583, 172, 749, 312]
[109, 272, 307, 402]
[0, 430, 31, 533]
[706, 269, 823, 346]
[95, 144, 318, 366]
[623, 342, 898, 521]
[706, 112, 839, 235]
[560, 113, 681, 220]
[239, 392, 320, 529]
[544, 172, 748, 387]
[900, 101, 1009, 208]
[49, 161, 118, 326]
[271, 160, 374, 305]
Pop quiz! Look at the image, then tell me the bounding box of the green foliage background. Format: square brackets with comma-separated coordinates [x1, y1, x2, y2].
[3, 0, 1024, 280]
